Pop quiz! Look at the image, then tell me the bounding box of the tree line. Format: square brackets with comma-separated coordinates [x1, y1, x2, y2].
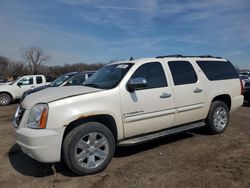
[0, 47, 104, 81]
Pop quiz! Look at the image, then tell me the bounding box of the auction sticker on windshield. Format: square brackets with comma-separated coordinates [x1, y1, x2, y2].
[116, 64, 129, 69]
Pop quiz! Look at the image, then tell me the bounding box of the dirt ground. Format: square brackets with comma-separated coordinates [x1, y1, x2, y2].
[0, 104, 249, 188]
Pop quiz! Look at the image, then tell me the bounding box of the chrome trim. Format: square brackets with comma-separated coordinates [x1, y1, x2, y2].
[177, 102, 204, 113]
[124, 108, 175, 123]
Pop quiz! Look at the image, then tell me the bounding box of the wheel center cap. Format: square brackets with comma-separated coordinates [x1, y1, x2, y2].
[89, 146, 96, 154]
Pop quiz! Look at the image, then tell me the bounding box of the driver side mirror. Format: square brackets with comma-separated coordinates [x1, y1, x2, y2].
[127, 77, 147, 92]
[17, 82, 21, 87]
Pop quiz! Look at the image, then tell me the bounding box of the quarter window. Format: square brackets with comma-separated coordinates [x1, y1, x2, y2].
[196, 61, 239, 81]
[168, 61, 197, 85]
[130, 62, 167, 89]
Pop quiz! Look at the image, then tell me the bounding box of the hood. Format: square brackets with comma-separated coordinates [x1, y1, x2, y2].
[0, 84, 11, 89]
[22, 86, 103, 109]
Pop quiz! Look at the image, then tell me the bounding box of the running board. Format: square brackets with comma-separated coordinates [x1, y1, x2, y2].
[118, 121, 206, 146]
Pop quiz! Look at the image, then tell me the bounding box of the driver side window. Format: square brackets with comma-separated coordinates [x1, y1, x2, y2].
[18, 77, 33, 86]
[130, 62, 167, 89]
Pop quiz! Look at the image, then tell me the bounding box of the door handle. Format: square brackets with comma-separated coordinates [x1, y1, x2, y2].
[193, 88, 203, 93]
[160, 92, 171, 98]
[31, 86, 35, 88]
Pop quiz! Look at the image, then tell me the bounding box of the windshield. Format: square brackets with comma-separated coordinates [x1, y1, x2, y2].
[82, 63, 133, 89]
[51, 75, 70, 87]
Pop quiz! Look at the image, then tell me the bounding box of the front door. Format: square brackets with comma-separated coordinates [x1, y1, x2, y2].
[15, 76, 35, 98]
[120, 62, 175, 138]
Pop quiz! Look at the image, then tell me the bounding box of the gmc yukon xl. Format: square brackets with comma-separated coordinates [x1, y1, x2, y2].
[13, 55, 244, 175]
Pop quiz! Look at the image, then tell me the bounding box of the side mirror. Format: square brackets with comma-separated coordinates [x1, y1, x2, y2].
[127, 77, 147, 92]
[17, 82, 21, 87]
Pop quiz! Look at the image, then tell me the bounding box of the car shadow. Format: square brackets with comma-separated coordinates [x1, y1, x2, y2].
[8, 144, 76, 177]
[114, 132, 194, 157]
[9, 131, 202, 177]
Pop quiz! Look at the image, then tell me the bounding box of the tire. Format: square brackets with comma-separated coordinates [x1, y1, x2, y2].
[63, 122, 115, 175]
[206, 101, 229, 134]
[0, 93, 12, 106]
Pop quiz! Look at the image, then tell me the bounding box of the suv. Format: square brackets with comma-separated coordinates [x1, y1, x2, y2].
[13, 55, 243, 175]
[21, 71, 95, 101]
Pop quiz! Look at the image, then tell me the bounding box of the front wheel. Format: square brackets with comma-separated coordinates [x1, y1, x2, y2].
[206, 101, 229, 134]
[63, 122, 115, 175]
[0, 93, 12, 106]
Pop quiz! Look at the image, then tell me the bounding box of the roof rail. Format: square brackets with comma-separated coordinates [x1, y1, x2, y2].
[155, 54, 183, 58]
[155, 55, 222, 59]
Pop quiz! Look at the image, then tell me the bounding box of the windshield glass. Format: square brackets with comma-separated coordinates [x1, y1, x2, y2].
[82, 63, 133, 89]
[51, 75, 70, 87]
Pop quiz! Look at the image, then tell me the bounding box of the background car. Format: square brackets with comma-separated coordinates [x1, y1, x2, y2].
[239, 74, 250, 88]
[21, 71, 95, 101]
[243, 80, 250, 104]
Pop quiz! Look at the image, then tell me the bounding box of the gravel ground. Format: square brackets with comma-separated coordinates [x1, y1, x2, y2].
[0, 104, 249, 188]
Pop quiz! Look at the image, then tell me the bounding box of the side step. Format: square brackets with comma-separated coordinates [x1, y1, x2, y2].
[118, 121, 206, 146]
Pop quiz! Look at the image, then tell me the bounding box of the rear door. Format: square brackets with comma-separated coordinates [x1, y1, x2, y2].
[166, 60, 205, 126]
[120, 62, 175, 138]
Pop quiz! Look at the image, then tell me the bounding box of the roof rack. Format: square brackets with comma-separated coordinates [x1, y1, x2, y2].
[155, 55, 222, 59]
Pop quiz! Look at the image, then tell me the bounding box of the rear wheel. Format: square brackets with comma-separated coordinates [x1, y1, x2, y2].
[63, 122, 115, 175]
[0, 93, 12, 106]
[206, 101, 229, 134]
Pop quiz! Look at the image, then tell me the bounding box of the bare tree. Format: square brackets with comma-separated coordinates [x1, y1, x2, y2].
[0, 56, 9, 78]
[22, 47, 50, 74]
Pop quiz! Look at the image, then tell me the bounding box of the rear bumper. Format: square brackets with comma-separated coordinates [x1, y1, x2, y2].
[231, 95, 244, 112]
[15, 127, 65, 163]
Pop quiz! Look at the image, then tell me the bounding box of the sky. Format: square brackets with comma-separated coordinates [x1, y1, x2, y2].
[0, 0, 250, 68]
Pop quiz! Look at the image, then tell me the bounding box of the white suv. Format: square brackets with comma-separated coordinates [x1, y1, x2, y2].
[13, 55, 244, 175]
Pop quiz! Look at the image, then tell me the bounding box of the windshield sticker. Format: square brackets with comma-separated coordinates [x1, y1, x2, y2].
[116, 64, 128, 69]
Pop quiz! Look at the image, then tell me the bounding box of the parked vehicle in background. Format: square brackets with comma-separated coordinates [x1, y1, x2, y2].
[21, 71, 95, 101]
[0, 75, 47, 105]
[13, 55, 243, 175]
[0, 76, 5, 84]
[239, 74, 250, 87]
[243, 80, 250, 104]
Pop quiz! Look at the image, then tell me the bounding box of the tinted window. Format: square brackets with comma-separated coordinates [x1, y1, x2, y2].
[51, 75, 70, 87]
[131, 62, 167, 89]
[197, 61, 239, 81]
[36, 76, 43, 84]
[168, 61, 197, 85]
[65, 75, 86, 86]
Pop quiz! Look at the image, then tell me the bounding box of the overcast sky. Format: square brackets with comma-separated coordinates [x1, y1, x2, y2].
[0, 0, 250, 68]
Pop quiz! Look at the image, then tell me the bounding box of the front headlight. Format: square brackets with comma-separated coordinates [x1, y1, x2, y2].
[27, 104, 49, 129]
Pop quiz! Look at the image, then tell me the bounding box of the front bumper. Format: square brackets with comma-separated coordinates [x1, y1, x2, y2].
[15, 127, 65, 163]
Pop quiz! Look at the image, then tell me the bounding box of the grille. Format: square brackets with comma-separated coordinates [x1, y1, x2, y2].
[15, 107, 25, 126]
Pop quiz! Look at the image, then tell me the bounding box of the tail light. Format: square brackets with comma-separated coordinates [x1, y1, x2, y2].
[240, 79, 244, 95]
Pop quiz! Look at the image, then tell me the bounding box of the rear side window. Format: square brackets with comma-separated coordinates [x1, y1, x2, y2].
[131, 62, 167, 89]
[168, 61, 197, 85]
[196, 61, 239, 81]
[36, 76, 43, 84]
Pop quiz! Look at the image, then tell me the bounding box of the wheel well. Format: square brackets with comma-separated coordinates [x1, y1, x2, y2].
[212, 94, 231, 110]
[63, 114, 118, 142]
[0, 92, 13, 101]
